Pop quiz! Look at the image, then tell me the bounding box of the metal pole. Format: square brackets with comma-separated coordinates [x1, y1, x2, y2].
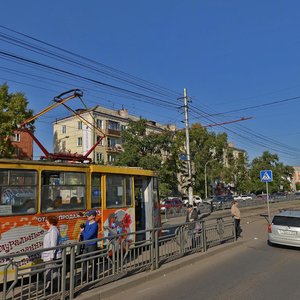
[183, 88, 193, 205]
[205, 162, 208, 200]
[266, 181, 270, 221]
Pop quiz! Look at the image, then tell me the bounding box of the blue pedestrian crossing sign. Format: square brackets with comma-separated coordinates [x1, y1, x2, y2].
[260, 170, 273, 182]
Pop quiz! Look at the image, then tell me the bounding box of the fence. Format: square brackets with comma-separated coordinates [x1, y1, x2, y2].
[0, 216, 235, 300]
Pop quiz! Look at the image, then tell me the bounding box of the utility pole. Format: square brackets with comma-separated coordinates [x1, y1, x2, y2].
[183, 88, 193, 205]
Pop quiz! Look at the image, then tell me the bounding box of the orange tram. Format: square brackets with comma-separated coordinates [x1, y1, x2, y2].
[0, 159, 160, 269]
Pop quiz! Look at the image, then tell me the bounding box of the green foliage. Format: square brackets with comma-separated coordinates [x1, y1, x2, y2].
[114, 119, 293, 198]
[0, 83, 34, 158]
[248, 151, 293, 194]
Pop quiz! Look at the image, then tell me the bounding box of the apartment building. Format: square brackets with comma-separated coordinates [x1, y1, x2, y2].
[53, 105, 175, 164]
[10, 130, 33, 160]
[291, 166, 300, 191]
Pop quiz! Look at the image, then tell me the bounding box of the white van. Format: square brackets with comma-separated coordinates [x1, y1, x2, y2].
[193, 195, 202, 204]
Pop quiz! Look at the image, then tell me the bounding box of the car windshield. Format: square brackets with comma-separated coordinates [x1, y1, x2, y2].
[273, 216, 300, 227]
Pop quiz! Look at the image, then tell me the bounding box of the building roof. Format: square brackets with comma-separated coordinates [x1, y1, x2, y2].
[53, 105, 175, 131]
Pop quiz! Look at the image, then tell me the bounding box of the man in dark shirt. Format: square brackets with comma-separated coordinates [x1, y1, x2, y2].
[80, 210, 98, 282]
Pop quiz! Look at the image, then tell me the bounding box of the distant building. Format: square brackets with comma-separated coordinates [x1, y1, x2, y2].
[225, 143, 246, 167]
[53, 105, 176, 164]
[292, 166, 300, 191]
[10, 130, 33, 160]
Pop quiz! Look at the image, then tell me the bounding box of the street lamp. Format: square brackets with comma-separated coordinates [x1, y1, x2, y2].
[205, 158, 217, 199]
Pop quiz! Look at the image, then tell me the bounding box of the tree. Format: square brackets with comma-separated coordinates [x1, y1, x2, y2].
[0, 83, 34, 158]
[115, 119, 179, 196]
[232, 152, 250, 194]
[249, 151, 293, 194]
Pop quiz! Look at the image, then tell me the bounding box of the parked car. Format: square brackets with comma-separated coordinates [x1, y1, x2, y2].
[268, 210, 300, 247]
[256, 194, 267, 200]
[160, 198, 183, 213]
[182, 195, 203, 206]
[193, 195, 202, 205]
[211, 195, 233, 211]
[234, 194, 253, 201]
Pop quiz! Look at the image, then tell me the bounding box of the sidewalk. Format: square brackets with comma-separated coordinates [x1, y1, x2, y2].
[77, 200, 300, 300]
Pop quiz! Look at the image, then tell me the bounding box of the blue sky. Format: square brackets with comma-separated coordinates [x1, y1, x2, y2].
[1, 1, 300, 165]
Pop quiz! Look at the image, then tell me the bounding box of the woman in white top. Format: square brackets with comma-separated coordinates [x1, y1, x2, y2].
[42, 216, 61, 291]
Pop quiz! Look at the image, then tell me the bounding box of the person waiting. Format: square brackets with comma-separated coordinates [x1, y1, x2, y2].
[21, 199, 35, 213]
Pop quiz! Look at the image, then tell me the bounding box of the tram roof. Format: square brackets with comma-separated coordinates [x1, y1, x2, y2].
[0, 159, 157, 176]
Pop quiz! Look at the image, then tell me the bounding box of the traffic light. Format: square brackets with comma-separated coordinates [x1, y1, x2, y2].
[181, 176, 192, 189]
[179, 160, 189, 176]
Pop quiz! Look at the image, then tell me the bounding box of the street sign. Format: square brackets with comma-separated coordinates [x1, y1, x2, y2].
[260, 170, 273, 183]
[180, 154, 187, 161]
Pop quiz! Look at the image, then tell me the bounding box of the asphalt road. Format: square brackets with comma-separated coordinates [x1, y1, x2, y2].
[104, 207, 300, 300]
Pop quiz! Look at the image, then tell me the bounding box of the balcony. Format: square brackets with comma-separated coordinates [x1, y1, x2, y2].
[105, 144, 124, 153]
[105, 128, 121, 137]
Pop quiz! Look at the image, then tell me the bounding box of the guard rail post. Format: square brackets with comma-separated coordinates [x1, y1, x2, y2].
[155, 229, 159, 270]
[150, 229, 155, 271]
[69, 245, 76, 300]
[60, 247, 67, 300]
[202, 221, 207, 252]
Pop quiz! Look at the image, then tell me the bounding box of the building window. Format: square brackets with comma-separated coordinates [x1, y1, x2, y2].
[62, 141, 66, 151]
[96, 152, 103, 163]
[121, 125, 127, 131]
[77, 137, 82, 146]
[96, 136, 103, 145]
[108, 154, 116, 163]
[107, 137, 117, 147]
[96, 119, 103, 129]
[78, 121, 82, 130]
[14, 147, 20, 156]
[108, 121, 120, 131]
[12, 133, 21, 142]
[62, 125, 67, 134]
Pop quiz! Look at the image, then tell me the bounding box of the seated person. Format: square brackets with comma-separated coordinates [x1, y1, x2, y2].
[44, 198, 54, 211]
[70, 196, 79, 209]
[22, 198, 36, 213]
[53, 196, 62, 210]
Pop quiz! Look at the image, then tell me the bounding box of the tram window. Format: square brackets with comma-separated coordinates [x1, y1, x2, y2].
[106, 174, 132, 208]
[0, 171, 8, 185]
[126, 176, 132, 206]
[41, 171, 86, 212]
[152, 177, 159, 203]
[91, 173, 102, 208]
[0, 170, 37, 215]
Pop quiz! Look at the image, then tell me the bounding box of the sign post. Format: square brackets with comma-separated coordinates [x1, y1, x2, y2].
[260, 170, 273, 221]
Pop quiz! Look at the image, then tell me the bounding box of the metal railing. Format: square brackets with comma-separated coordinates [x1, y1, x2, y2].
[0, 217, 235, 300]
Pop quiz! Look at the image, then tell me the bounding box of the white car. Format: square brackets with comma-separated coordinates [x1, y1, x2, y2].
[268, 210, 300, 247]
[182, 195, 202, 206]
[234, 195, 252, 201]
[193, 195, 202, 204]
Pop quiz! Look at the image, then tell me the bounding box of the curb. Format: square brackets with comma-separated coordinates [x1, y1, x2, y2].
[77, 239, 245, 300]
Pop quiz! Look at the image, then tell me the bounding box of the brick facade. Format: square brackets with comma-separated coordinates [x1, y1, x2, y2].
[10, 130, 33, 160]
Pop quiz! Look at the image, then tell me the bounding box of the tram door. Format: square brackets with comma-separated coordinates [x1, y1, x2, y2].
[134, 176, 147, 241]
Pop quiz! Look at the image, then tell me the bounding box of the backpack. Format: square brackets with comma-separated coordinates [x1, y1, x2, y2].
[191, 208, 198, 221]
[53, 234, 62, 260]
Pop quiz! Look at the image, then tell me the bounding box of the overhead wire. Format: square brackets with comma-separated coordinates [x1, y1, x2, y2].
[2, 25, 299, 162]
[0, 49, 181, 110]
[188, 104, 300, 158]
[0, 26, 180, 100]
